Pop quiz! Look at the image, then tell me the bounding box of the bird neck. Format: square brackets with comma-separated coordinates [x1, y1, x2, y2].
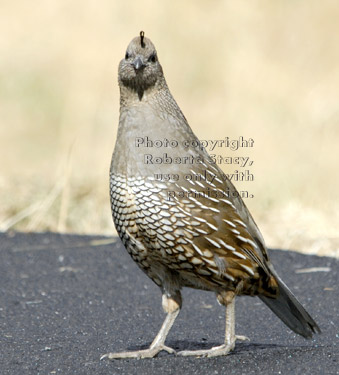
[119, 76, 168, 105]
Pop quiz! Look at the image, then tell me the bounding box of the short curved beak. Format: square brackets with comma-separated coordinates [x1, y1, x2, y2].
[133, 56, 145, 71]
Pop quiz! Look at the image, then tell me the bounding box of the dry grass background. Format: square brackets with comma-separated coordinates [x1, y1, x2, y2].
[0, 0, 338, 257]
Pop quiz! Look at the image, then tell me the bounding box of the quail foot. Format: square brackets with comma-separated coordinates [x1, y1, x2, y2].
[102, 31, 320, 360]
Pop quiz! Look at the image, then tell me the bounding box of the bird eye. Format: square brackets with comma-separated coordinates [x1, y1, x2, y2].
[125, 52, 130, 60]
[148, 53, 157, 63]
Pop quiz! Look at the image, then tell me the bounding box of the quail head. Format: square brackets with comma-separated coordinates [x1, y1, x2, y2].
[102, 31, 320, 360]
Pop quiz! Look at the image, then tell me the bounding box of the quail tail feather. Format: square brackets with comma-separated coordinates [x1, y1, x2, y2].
[260, 269, 320, 338]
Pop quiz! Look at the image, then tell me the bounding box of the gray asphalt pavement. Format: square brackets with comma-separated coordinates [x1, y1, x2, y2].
[0, 232, 338, 374]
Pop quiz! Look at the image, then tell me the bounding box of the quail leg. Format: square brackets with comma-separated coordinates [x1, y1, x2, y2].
[101, 294, 180, 360]
[178, 291, 249, 357]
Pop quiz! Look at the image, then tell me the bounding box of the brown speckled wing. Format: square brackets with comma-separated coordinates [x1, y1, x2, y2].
[110, 155, 278, 297]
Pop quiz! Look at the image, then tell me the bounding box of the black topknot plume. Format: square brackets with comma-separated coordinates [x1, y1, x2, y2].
[140, 31, 145, 48]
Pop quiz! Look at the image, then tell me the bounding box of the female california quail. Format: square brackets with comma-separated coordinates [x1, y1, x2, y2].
[102, 32, 320, 359]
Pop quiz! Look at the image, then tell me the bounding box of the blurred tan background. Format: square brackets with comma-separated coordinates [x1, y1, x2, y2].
[1, 0, 338, 257]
